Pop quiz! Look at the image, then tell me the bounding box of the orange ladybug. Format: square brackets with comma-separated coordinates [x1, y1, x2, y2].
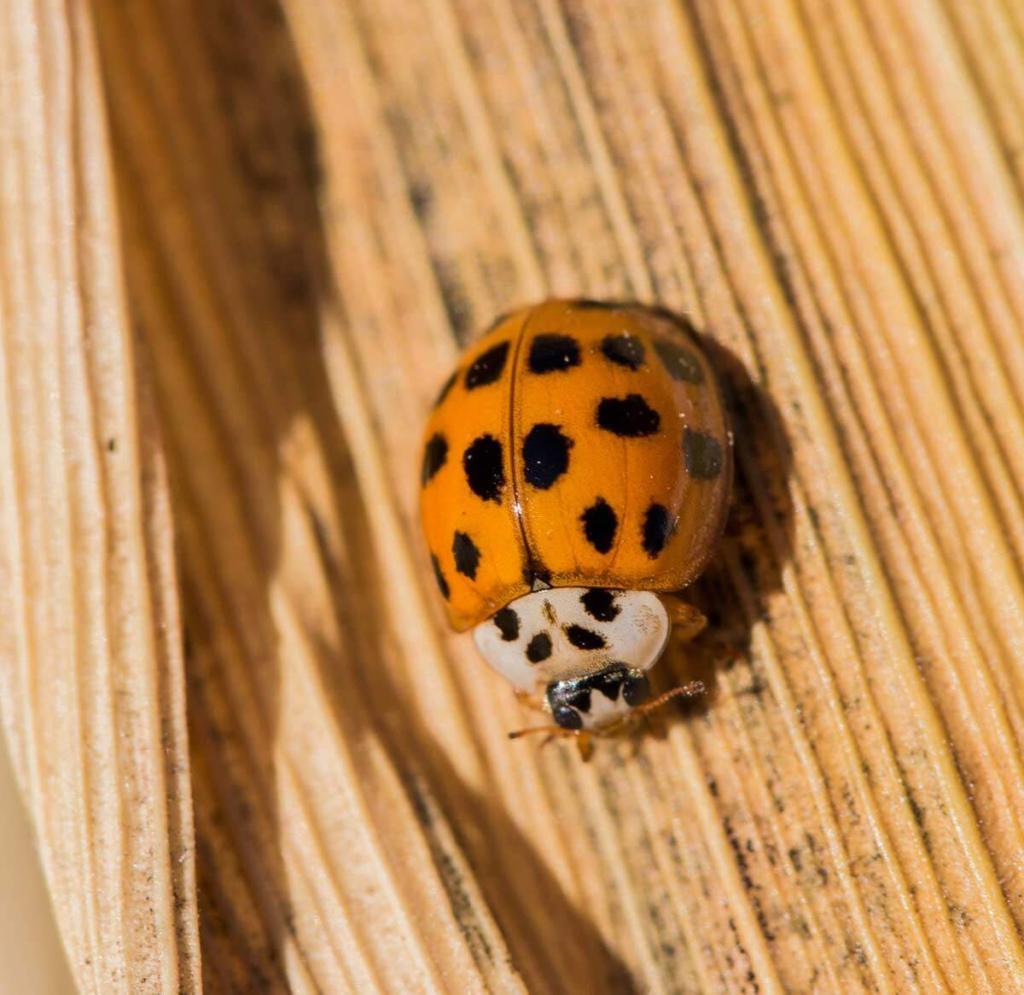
[420, 299, 732, 744]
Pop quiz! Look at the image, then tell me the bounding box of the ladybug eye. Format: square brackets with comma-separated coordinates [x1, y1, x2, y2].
[622, 673, 651, 706]
[553, 705, 583, 730]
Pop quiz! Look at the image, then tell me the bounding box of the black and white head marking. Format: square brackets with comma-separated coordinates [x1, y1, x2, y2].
[546, 666, 652, 730]
[474, 587, 669, 730]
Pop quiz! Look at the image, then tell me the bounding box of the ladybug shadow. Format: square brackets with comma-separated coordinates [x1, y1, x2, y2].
[628, 331, 796, 743]
[307, 465, 642, 992]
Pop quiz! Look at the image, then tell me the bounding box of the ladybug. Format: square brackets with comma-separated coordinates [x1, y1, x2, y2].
[420, 299, 732, 749]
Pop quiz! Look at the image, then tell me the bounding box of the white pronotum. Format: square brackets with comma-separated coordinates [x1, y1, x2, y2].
[473, 587, 669, 696]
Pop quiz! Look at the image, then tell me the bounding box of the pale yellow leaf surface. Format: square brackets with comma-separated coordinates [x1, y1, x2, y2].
[2, 0, 1024, 992]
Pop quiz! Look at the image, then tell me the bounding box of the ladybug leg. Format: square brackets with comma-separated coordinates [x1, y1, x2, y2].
[508, 722, 596, 760]
[575, 732, 595, 761]
[660, 595, 707, 642]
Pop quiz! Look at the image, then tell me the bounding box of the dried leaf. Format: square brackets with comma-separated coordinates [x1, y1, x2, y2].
[4, 0, 1024, 991]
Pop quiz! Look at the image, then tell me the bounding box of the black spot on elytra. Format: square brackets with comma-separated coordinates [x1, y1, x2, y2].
[565, 624, 606, 650]
[464, 341, 510, 389]
[581, 588, 620, 622]
[580, 497, 618, 554]
[596, 394, 661, 437]
[528, 334, 581, 374]
[553, 705, 582, 729]
[523, 423, 574, 489]
[642, 502, 676, 558]
[421, 433, 447, 485]
[493, 607, 519, 641]
[525, 631, 553, 663]
[653, 338, 704, 384]
[431, 555, 449, 600]
[452, 531, 481, 580]
[463, 434, 505, 503]
[433, 369, 458, 408]
[684, 428, 724, 479]
[601, 334, 645, 370]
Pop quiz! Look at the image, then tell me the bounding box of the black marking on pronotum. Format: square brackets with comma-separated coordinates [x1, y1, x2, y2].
[596, 394, 661, 437]
[421, 433, 448, 485]
[653, 338, 704, 384]
[463, 434, 505, 503]
[642, 502, 676, 558]
[581, 588, 620, 622]
[526, 631, 553, 663]
[522, 423, 574, 489]
[452, 531, 481, 580]
[565, 624, 607, 650]
[493, 607, 519, 641]
[601, 334, 645, 370]
[431, 554, 450, 600]
[433, 369, 458, 408]
[464, 341, 510, 389]
[580, 497, 617, 553]
[683, 428, 724, 479]
[528, 334, 581, 374]
[542, 600, 557, 625]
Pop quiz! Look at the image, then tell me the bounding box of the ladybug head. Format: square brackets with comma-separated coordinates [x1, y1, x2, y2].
[544, 664, 652, 732]
[474, 587, 673, 732]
